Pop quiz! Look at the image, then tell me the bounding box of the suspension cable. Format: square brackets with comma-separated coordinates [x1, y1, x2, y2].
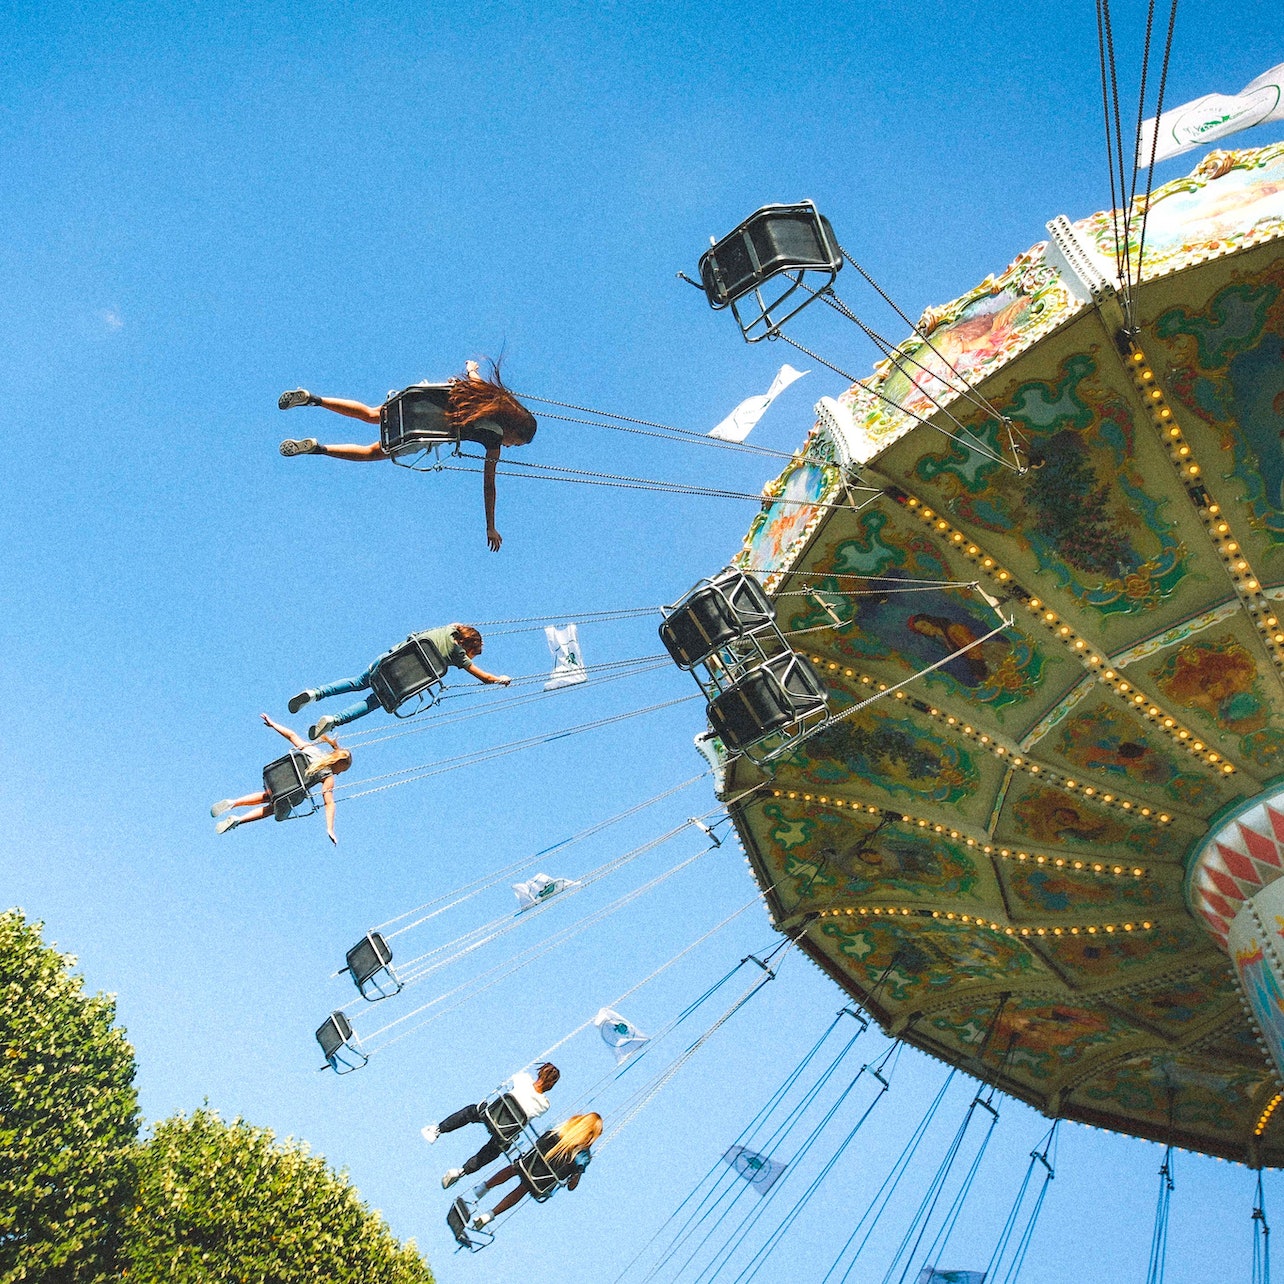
[1253, 1167, 1271, 1284]
[992, 1120, 1059, 1284]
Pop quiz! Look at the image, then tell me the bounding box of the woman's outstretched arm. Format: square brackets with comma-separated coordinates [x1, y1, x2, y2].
[484, 447, 501, 551]
[261, 713, 306, 749]
[322, 777, 337, 845]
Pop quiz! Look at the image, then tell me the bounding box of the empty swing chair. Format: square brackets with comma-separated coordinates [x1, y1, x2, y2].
[315, 1010, 368, 1074]
[367, 633, 450, 719]
[697, 201, 843, 343]
[660, 568, 830, 765]
[341, 931, 403, 1001]
[380, 384, 466, 472]
[263, 751, 321, 822]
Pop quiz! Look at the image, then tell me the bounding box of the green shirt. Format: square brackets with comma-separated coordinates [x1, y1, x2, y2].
[415, 626, 469, 670]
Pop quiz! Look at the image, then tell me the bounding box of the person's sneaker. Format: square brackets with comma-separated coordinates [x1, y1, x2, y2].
[420, 1123, 440, 1145]
[278, 388, 316, 410]
[279, 438, 319, 457]
[289, 690, 317, 715]
[471, 1181, 489, 1201]
[210, 799, 234, 818]
[471, 1211, 493, 1230]
[441, 1168, 464, 1189]
[309, 714, 337, 739]
[215, 814, 240, 834]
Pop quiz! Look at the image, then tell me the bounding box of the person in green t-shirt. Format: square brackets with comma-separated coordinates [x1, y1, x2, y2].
[276, 360, 537, 551]
[290, 624, 511, 737]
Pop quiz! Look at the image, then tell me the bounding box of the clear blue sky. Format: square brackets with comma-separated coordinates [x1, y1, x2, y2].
[3, 1, 1283, 1280]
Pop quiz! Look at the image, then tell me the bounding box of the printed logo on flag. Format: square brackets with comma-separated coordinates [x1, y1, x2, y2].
[593, 1007, 649, 1063]
[545, 623, 588, 690]
[721, 1144, 787, 1195]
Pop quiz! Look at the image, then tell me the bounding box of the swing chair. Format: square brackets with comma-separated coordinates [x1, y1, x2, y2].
[698, 201, 843, 342]
[341, 931, 402, 1001]
[661, 568, 831, 764]
[315, 1010, 367, 1074]
[368, 634, 449, 718]
[447, 1195, 495, 1252]
[380, 384, 464, 472]
[263, 752, 320, 821]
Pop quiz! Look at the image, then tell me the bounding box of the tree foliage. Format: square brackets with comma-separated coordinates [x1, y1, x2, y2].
[125, 1110, 435, 1284]
[0, 909, 140, 1283]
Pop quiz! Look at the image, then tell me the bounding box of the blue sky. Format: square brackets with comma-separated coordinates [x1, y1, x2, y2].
[3, 1, 1284, 1280]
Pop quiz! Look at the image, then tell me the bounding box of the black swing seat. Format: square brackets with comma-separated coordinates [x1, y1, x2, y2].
[515, 1146, 564, 1203]
[447, 1196, 493, 1252]
[660, 568, 776, 670]
[342, 930, 402, 1001]
[706, 650, 829, 754]
[697, 201, 843, 342]
[380, 384, 460, 468]
[369, 635, 449, 716]
[263, 751, 317, 821]
[480, 1092, 529, 1149]
[315, 1009, 367, 1074]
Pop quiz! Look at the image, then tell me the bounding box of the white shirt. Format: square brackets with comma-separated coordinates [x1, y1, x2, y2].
[507, 1071, 550, 1121]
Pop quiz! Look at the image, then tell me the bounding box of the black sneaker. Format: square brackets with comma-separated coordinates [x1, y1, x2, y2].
[288, 690, 316, 714]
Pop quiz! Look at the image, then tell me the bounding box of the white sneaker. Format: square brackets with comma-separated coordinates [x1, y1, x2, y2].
[472, 1211, 493, 1230]
[279, 437, 319, 457]
[471, 1181, 489, 1201]
[278, 388, 316, 410]
[215, 814, 239, 834]
[210, 799, 234, 818]
[442, 1168, 464, 1189]
[420, 1123, 440, 1144]
[289, 690, 317, 715]
[310, 714, 337, 738]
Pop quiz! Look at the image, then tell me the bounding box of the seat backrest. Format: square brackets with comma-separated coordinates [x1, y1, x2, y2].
[482, 1092, 529, 1146]
[380, 384, 456, 454]
[370, 637, 449, 711]
[699, 204, 841, 307]
[263, 752, 311, 818]
[706, 651, 828, 752]
[316, 1010, 354, 1060]
[516, 1146, 562, 1199]
[660, 570, 777, 669]
[345, 931, 393, 986]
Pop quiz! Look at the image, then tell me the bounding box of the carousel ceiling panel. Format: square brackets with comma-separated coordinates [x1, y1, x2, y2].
[771, 502, 1084, 742]
[1116, 615, 1284, 784]
[720, 145, 1284, 1164]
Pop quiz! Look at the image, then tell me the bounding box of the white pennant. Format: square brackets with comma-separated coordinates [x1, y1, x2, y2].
[544, 623, 588, 690]
[709, 364, 808, 443]
[513, 872, 578, 910]
[1138, 62, 1284, 166]
[593, 1007, 649, 1063]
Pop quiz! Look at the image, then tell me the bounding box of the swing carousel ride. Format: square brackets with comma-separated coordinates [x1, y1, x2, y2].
[704, 140, 1284, 1168]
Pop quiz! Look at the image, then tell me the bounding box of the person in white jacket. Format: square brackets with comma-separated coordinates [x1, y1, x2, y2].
[423, 1063, 561, 1188]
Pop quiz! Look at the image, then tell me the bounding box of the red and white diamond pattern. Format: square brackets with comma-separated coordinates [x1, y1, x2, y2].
[1190, 801, 1284, 950]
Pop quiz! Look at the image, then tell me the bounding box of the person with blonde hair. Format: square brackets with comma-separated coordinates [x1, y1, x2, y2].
[277, 359, 538, 550]
[211, 713, 351, 845]
[290, 623, 510, 739]
[469, 1112, 602, 1230]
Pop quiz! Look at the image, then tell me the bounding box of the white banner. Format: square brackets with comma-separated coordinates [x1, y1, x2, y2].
[709, 364, 808, 442]
[513, 872, 578, 910]
[1138, 62, 1284, 166]
[544, 623, 588, 690]
[593, 1007, 649, 1062]
[722, 1144, 787, 1195]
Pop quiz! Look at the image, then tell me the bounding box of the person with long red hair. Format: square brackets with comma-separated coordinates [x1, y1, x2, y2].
[277, 359, 537, 550]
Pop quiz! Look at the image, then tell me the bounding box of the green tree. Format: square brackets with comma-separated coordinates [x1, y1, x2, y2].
[125, 1110, 435, 1284]
[0, 909, 140, 1283]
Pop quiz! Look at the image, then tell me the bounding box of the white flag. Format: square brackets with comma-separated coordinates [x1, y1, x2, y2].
[594, 1007, 649, 1062]
[544, 623, 588, 690]
[709, 364, 808, 443]
[1138, 62, 1284, 166]
[915, 1271, 986, 1284]
[513, 872, 578, 910]
[722, 1145, 787, 1195]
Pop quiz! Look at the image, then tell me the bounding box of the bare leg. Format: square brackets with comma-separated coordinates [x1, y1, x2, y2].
[227, 791, 270, 809]
[483, 1165, 518, 1190]
[315, 397, 382, 424]
[315, 441, 388, 461]
[490, 1183, 529, 1217]
[234, 805, 272, 824]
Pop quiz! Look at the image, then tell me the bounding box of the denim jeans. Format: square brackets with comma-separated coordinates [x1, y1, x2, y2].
[314, 656, 385, 727]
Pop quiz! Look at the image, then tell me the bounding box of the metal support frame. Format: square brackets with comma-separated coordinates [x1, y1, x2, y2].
[697, 201, 843, 343]
[342, 930, 403, 1002]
